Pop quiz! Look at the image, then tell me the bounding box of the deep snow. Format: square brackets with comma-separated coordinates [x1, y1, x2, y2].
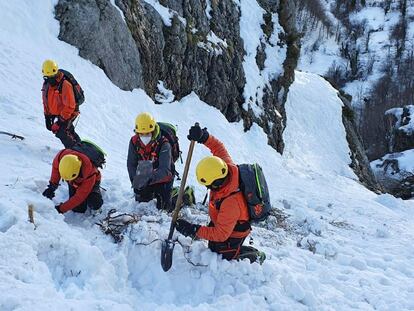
[1, 1, 414, 310]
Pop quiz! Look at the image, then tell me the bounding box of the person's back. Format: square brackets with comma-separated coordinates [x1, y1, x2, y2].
[42, 149, 103, 214]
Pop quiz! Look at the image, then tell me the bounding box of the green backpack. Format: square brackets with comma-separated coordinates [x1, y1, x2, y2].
[72, 140, 106, 168]
[158, 122, 181, 163]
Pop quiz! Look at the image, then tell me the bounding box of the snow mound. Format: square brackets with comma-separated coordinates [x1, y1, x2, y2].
[1, 1, 414, 310]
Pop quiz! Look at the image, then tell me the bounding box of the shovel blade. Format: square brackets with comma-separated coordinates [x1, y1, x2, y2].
[161, 239, 175, 272]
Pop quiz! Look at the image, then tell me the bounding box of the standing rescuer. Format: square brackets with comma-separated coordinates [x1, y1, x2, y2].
[42, 149, 103, 214]
[175, 124, 261, 262]
[41, 59, 81, 148]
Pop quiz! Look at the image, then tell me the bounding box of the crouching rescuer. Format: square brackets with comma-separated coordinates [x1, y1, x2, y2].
[42, 148, 103, 213]
[127, 112, 176, 211]
[175, 124, 267, 263]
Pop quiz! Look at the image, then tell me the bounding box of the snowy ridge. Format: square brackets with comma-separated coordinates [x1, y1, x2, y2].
[1, 1, 414, 310]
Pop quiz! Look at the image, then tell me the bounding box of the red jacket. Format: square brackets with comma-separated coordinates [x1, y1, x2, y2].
[42, 72, 78, 120]
[50, 149, 101, 213]
[196, 136, 250, 242]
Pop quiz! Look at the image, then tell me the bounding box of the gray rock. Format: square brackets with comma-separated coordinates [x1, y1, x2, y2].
[55, 0, 298, 154]
[338, 92, 382, 193]
[385, 105, 414, 153]
[372, 152, 414, 199]
[55, 0, 143, 91]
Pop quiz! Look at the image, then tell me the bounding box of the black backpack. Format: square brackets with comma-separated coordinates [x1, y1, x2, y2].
[72, 140, 106, 168]
[158, 122, 181, 163]
[238, 164, 271, 222]
[43, 69, 85, 108]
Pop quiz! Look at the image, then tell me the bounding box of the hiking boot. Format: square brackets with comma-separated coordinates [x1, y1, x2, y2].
[238, 246, 266, 264]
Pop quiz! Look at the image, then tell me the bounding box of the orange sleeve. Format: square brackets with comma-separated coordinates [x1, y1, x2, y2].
[196, 196, 240, 242]
[204, 135, 234, 165]
[60, 80, 76, 120]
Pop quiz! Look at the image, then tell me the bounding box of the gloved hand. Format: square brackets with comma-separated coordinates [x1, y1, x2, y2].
[175, 219, 200, 238]
[51, 117, 67, 134]
[55, 204, 63, 214]
[45, 116, 54, 131]
[51, 122, 60, 134]
[187, 124, 209, 143]
[42, 183, 58, 200]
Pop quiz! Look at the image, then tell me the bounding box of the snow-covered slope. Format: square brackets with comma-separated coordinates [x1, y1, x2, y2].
[1, 1, 414, 310]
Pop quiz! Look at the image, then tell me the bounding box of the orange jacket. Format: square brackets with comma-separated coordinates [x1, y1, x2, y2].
[196, 135, 250, 242]
[42, 72, 78, 120]
[50, 149, 101, 213]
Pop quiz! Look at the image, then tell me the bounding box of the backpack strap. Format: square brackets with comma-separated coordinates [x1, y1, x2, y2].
[214, 190, 251, 231]
[57, 75, 66, 94]
[132, 135, 163, 162]
[214, 190, 240, 211]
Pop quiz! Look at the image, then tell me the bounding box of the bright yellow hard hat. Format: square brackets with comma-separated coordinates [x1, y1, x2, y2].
[196, 156, 228, 186]
[135, 112, 156, 134]
[42, 59, 59, 77]
[59, 155, 82, 181]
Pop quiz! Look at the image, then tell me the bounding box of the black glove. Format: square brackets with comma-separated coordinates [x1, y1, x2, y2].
[187, 124, 209, 143]
[45, 116, 54, 131]
[175, 219, 200, 238]
[57, 116, 67, 126]
[55, 204, 63, 214]
[42, 183, 58, 200]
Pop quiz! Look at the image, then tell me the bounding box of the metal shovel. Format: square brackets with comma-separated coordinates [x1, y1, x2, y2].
[161, 138, 196, 272]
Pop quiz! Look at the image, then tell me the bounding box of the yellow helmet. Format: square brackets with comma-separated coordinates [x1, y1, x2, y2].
[42, 59, 59, 77]
[135, 112, 156, 134]
[196, 156, 228, 186]
[59, 155, 82, 181]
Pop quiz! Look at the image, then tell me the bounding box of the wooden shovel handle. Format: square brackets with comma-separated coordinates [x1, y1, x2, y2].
[167, 136, 197, 240]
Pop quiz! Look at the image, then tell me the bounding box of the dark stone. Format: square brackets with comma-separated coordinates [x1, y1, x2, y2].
[339, 93, 383, 193]
[55, 0, 143, 91]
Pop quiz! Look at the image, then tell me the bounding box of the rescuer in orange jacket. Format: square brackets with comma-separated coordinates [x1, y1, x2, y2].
[42, 149, 103, 214]
[41, 60, 81, 148]
[175, 124, 252, 261]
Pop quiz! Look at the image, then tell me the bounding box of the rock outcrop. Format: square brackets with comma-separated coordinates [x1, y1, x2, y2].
[55, 0, 144, 91]
[55, 0, 299, 152]
[338, 92, 382, 193]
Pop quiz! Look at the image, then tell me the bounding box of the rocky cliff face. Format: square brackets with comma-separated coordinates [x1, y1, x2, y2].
[56, 0, 144, 91]
[372, 105, 414, 199]
[55, 0, 299, 153]
[55, 0, 379, 192]
[339, 92, 382, 193]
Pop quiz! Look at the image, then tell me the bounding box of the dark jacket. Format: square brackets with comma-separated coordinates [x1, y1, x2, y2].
[127, 124, 173, 186]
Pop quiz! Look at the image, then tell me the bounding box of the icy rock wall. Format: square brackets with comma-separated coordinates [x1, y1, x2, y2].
[55, 0, 299, 153]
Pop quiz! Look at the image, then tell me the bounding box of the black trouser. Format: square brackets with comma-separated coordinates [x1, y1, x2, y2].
[134, 179, 174, 211]
[69, 182, 103, 213]
[207, 221, 251, 260]
[56, 118, 81, 148]
[209, 237, 247, 260]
